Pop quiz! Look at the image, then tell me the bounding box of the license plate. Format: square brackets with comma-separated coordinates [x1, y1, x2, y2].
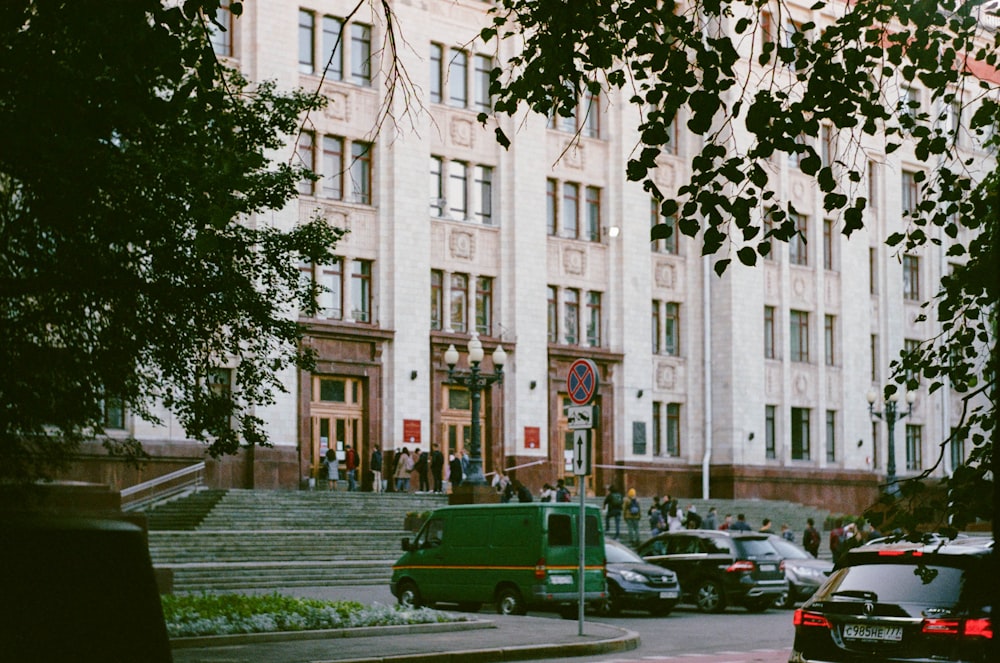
[759, 563, 776, 572]
[659, 591, 678, 599]
[843, 624, 904, 642]
[549, 575, 573, 585]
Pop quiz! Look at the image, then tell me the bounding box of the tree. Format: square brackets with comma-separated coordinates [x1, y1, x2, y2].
[0, 0, 342, 483]
[480, 0, 997, 538]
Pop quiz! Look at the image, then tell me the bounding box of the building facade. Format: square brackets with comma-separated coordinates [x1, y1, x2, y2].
[67, 0, 993, 515]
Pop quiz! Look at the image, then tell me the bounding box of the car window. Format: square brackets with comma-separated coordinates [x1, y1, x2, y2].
[668, 536, 700, 555]
[734, 538, 780, 558]
[818, 563, 965, 604]
[548, 514, 572, 546]
[769, 537, 809, 559]
[702, 536, 732, 554]
[415, 518, 444, 548]
[606, 542, 645, 564]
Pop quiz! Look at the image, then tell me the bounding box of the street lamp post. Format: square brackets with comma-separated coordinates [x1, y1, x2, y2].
[867, 388, 916, 497]
[444, 334, 506, 489]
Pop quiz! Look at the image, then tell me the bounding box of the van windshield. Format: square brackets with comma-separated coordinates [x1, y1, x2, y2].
[547, 513, 601, 546]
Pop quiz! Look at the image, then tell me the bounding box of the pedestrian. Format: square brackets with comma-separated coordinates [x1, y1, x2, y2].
[666, 502, 683, 532]
[324, 447, 339, 491]
[603, 485, 624, 540]
[703, 506, 718, 530]
[730, 513, 752, 531]
[555, 478, 571, 502]
[493, 472, 512, 501]
[344, 444, 358, 491]
[394, 447, 413, 492]
[829, 518, 845, 559]
[837, 523, 863, 563]
[448, 452, 463, 491]
[803, 518, 821, 557]
[780, 523, 795, 541]
[719, 513, 733, 531]
[370, 444, 383, 493]
[515, 480, 533, 503]
[539, 483, 555, 502]
[430, 444, 445, 493]
[759, 517, 773, 533]
[460, 450, 470, 479]
[648, 496, 666, 535]
[623, 488, 642, 546]
[684, 504, 702, 529]
[414, 449, 430, 493]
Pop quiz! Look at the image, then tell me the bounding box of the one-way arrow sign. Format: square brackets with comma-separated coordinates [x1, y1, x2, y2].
[572, 429, 591, 476]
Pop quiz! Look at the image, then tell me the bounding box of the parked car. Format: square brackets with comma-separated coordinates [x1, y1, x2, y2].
[637, 529, 787, 613]
[790, 536, 993, 662]
[598, 539, 680, 616]
[766, 534, 834, 608]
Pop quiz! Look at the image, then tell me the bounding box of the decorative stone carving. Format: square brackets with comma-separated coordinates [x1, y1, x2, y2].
[450, 117, 474, 148]
[449, 230, 475, 260]
[563, 247, 586, 276]
[656, 363, 676, 390]
[564, 142, 584, 169]
[654, 261, 676, 289]
[793, 372, 808, 395]
[323, 90, 350, 121]
[792, 275, 807, 297]
[653, 162, 676, 195]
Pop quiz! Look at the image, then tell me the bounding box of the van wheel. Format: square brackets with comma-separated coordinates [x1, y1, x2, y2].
[495, 586, 527, 615]
[695, 580, 725, 613]
[397, 580, 422, 609]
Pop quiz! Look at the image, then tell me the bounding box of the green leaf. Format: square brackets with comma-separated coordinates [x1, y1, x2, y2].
[737, 247, 757, 266]
[714, 259, 731, 276]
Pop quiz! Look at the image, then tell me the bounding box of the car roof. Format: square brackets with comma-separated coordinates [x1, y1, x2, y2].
[844, 535, 993, 566]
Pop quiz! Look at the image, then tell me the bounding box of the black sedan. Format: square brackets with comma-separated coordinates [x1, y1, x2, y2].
[597, 539, 680, 616]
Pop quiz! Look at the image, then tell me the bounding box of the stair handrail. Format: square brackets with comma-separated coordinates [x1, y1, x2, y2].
[121, 461, 206, 510]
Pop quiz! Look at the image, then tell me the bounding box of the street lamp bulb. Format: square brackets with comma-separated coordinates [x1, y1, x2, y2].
[905, 390, 916, 404]
[866, 390, 878, 405]
[444, 344, 459, 369]
[492, 344, 506, 367]
[468, 334, 484, 363]
[889, 391, 901, 403]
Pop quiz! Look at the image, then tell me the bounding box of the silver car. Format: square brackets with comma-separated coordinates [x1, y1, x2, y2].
[766, 534, 833, 608]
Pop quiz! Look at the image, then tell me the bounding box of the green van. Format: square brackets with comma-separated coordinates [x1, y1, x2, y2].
[390, 503, 607, 616]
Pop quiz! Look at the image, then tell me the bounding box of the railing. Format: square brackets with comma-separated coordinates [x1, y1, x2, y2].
[121, 462, 206, 511]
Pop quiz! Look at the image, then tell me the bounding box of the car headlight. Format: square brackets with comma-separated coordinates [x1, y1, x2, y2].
[618, 570, 647, 583]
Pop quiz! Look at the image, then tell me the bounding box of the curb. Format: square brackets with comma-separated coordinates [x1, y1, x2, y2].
[171, 618, 494, 649]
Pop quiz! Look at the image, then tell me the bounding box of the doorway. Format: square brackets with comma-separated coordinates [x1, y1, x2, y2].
[310, 376, 365, 488]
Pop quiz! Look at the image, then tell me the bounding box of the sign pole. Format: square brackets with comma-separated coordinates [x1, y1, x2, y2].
[578, 472, 586, 635]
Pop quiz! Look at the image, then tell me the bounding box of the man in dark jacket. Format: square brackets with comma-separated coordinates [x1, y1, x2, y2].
[414, 450, 430, 493]
[430, 444, 445, 494]
[370, 445, 383, 493]
[448, 452, 463, 491]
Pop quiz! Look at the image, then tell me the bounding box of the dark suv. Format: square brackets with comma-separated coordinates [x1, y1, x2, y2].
[790, 536, 994, 662]
[637, 529, 787, 612]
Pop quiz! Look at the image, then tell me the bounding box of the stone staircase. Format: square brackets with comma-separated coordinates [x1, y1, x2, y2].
[144, 489, 834, 592]
[144, 489, 447, 592]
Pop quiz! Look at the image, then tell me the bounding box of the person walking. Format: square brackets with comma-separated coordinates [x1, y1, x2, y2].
[323, 447, 339, 491]
[780, 523, 795, 541]
[414, 449, 430, 493]
[515, 480, 533, 503]
[759, 517, 773, 534]
[730, 513, 752, 531]
[647, 496, 666, 535]
[703, 506, 718, 530]
[370, 445, 383, 493]
[344, 444, 358, 492]
[684, 504, 702, 529]
[555, 478, 571, 502]
[539, 483, 555, 502]
[803, 518, 821, 557]
[430, 444, 445, 494]
[829, 518, 845, 559]
[603, 485, 624, 540]
[719, 513, 733, 530]
[623, 488, 642, 546]
[448, 452, 463, 491]
[393, 447, 413, 492]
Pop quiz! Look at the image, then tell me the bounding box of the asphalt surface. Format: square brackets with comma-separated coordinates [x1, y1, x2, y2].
[171, 612, 639, 663]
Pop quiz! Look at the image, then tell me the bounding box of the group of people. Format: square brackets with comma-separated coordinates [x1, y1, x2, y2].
[599, 486, 720, 546]
[490, 475, 574, 504]
[320, 444, 470, 494]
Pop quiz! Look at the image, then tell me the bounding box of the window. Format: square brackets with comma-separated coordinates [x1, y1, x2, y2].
[561, 182, 579, 239]
[322, 16, 344, 81]
[208, 368, 233, 432]
[871, 334, 879, 383]
[950, 430, 965, 469]
[102, 396, 125, 430]
[321, 136, 344, 199]
[209, 2, 234, 58]
[450, 273, 468, 332]
[948, 100, 963, 145]
[350, 141, 372, 204]
[764, 306, 776, 359]
[652, 301, 661, 354]
[315, 258, 343, 319]
[790, 310, 809, 362]
[664, 113, 680, 155]
[763, 213, 776, 260]
[904, 338, 920, 384]
[474, 54, 493, 111]
[475, 277, 493, 336]
[298, 10, 315, 74]
[791, 407, 811, 460]
[351, 260, 372, 322]
[765, 405, 776, 460]
[664, 302, 680, 356]
[652, 402, 662, 456]
[430, 270, 443, 330]
[901, 170, 920, 216]
[825, 410, 836, 462]
[448, 161, 468, 219]
[788, 133, 806, 168]
[430, 156, 444, 216]
[820, 125, 834, 168]
[824, 315, 835, 366]
[564, 289, 579, 345]
[789, 213, 808, 266]
[903, 254, 920, 301]
[429, 43, 443, 103]
[872, 421, 880, 469]
[586, 291, 602, 347]
[905, 424, 922, 471]
[296, 131, 315, 196]
[546, 179, 557, 236]
[867, 159, 880, 215]
[900, 85, 919, 120]
[474, 166, 493, 225]
[547, 286, 558, 343]
[823, 218, 835, 270]
[666, 403, 680, 456]
[350, 23, 372, 86]
[448, 48, 468, 107]
[869, 246, 878, 294]
[585, 186, 601, 241]
[651, 198, 679, 254]
[582, 89, 600, 138]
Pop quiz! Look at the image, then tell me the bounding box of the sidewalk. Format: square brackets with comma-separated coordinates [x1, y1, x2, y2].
[171, 614, 639, 663]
